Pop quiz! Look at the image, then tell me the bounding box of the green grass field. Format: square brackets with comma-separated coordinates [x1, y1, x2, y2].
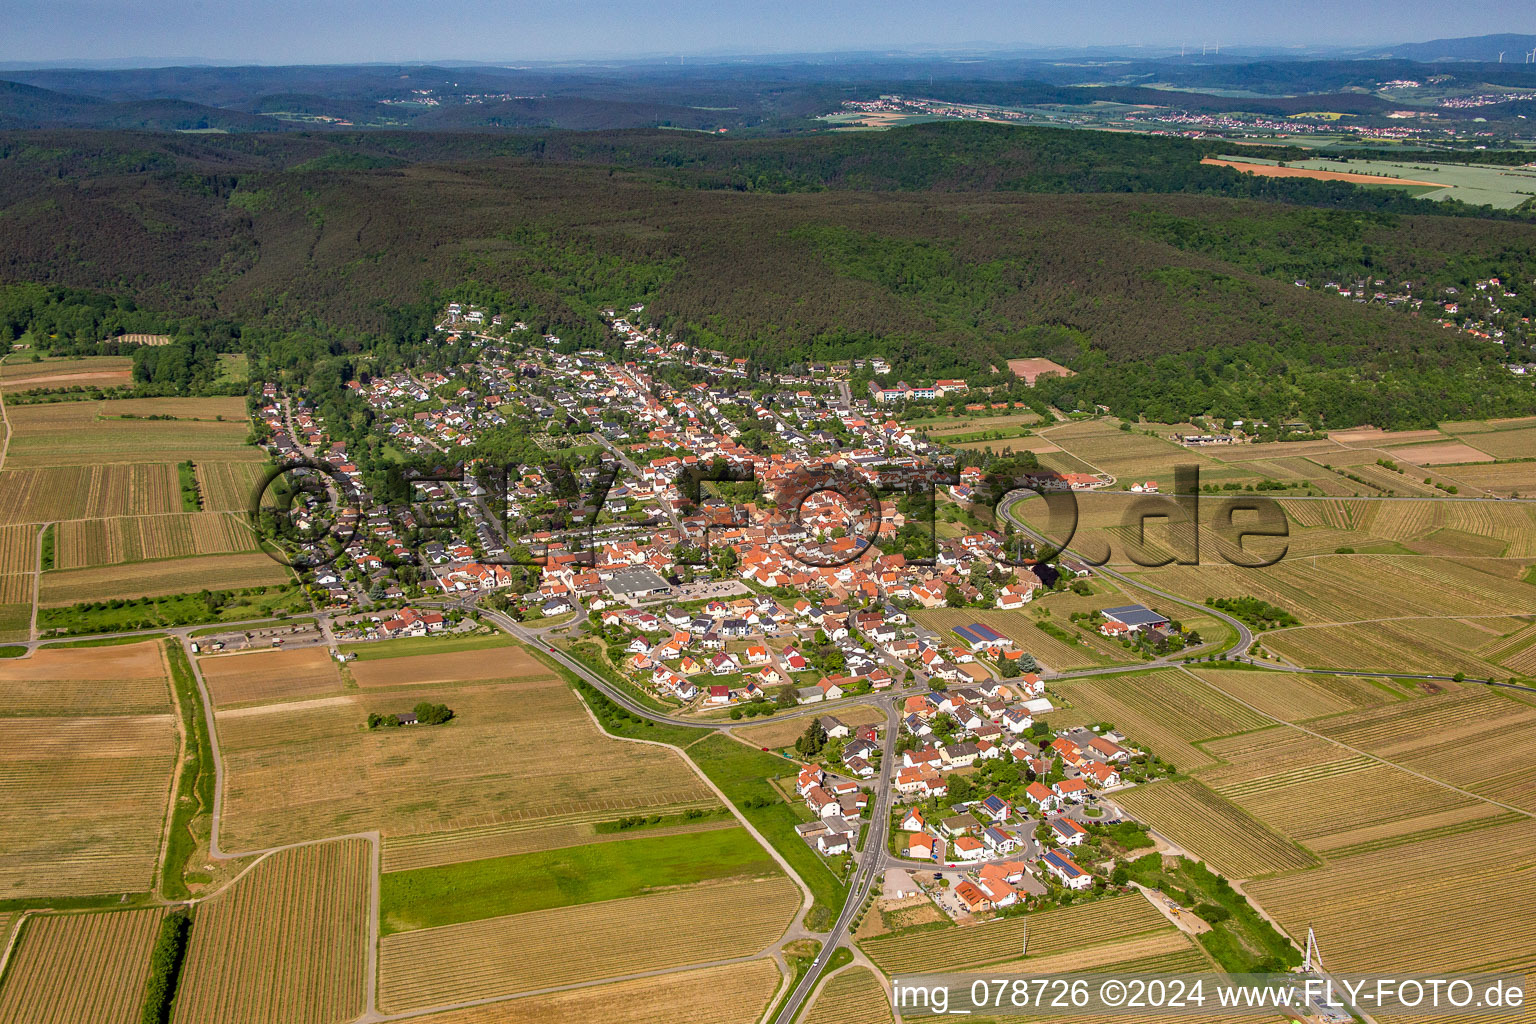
[687, 734, 844, 928]
[339, 629, 521, 662]
[378, 826, 777, 934]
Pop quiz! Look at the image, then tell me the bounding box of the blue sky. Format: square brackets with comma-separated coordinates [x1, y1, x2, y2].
[4, 0, 1534, 65]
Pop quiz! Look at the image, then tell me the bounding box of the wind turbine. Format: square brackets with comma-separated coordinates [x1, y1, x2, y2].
[1499, 51, 1506, 63]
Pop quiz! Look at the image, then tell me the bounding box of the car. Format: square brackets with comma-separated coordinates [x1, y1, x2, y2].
[548, 646, 557, 653]
[761, 746, 770, 751]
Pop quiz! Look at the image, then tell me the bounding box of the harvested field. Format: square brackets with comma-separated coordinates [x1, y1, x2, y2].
[0, 714, 176, 897]
[0, 908, 164, 1024]
[1201, 157, 1440, 186]
[55, 512, 257, 569]
[1189, 669, 1393, 721]
[382, 812, 733, 872]
[39, 552, 291, 605]
[384, 959, 781, 1024]
[806, 967, 892, 1024]
[1206, 439, 1341, 462]
[1386, 441, 1496, 465]
[1049, 670, 1270, 770]
[0, 464, 180, 524]
[199, 646, 343, 707]
[347, 644, 556, 688]
[736, 703, 885, 748]
[0, 640, 169, 715]
[1113, 779, 1317, 878]
[861, 894, 1169, 975]
[1247, 817, 1536, 975]
[197, 460, 269, 512]
[1198, 727, 1504, 856]
[3, 398, 258, 468]
[173, 839, 370, 1024]
[1311, 689, 1536, 811]
[0, 524, 37, 574]
[0, 355, 133, 392]
[217, 679, 715, 849]
[1006, 357, 1075, 384]
[1329, 428, 1445, 447]
[377, 875, 799, 1010]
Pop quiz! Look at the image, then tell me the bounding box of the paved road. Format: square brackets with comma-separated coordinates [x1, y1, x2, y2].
[773, 700, 901, 1024]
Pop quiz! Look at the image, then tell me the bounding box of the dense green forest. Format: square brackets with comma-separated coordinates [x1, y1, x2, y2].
[2, 123, 1535, 428]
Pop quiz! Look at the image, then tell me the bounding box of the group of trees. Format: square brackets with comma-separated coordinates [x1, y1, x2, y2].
[368, 701, 454, 729]
[6, 122, 1536, 435]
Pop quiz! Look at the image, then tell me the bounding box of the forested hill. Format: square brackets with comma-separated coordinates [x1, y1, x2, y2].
[2, 123, 1536, 428]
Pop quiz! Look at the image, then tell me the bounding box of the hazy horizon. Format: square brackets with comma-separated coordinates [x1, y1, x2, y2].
[5, 0, 1535, 66]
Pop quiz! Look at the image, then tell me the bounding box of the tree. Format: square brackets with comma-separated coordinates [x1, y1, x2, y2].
[796, 720, 827, 758]
[414, 701, 455, 725]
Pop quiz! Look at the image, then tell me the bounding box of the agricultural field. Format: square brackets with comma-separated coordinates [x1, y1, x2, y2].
[912, 607, 1131, 671]
[1188, 668, 1397, 721]
[0, 571, 32, 605]
[1310, 689, 1536, 811]
[736, 703, 885, 748]
[861, 893, 1171, 975]
[0, 524, 37, 574]
[0, 602, 28, 643]
[215, 676, 715, 849]
[1048, 670, 1270, 770]
[380, 959, 781, 1024]
[199, 646, 343, 707]
[1197, 726, 1507, 857]
[346, 643, 550, 687]
[1112, 779, 1317, 878]
[805, 968, 892, 1024]
[377, 875, 800, 1011]
[1461, 425, 1536, 460]
[382, 811, 734, 872]
[196, 460, 269, 512]
[0, 711, 175, 897]
[380, 826, 778, 933]
[1436, 461, 1536, 496]
[0, 640, 169, 714]
[1126, 555, 1536, 627]
[3, 397, 259, 468]
[172, 839, 370, 1024]
[39, 552, 292, 605]
[54, 512, 258, 569]
[1262, 620, 1507, 678]
[0, 354, 133, 392]
[1247, 817, 1536, 974]
[1218, 155, 1536, 209]
[0, 908, 164, 1024]
[0, 464, 181, 524]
